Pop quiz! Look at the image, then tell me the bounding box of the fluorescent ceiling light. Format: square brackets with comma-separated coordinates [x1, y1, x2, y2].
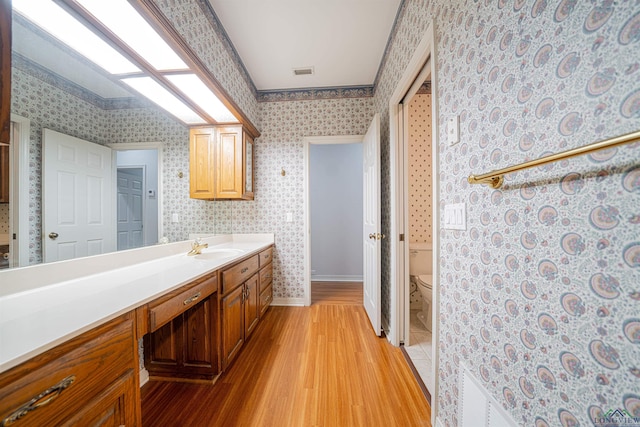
[12, 0, 139, 74]
[76, 0, 188, 71]
[166, 74, 238, 123]
[122, 77, 206, 125]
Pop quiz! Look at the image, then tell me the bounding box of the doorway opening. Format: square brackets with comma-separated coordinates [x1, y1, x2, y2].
[110, 143, 163, 252]
[305, 138, 363, 306]
[388, 22, 439, 422]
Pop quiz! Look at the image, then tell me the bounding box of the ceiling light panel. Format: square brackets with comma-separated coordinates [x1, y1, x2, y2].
[75, 0, 188, 71]
[12, 0, 140, 74]
[166, 74, 238, 123]
[122, 77, 206, 125]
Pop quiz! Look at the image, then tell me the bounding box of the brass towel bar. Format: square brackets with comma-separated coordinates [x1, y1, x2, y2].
[468, 130, 640, 189]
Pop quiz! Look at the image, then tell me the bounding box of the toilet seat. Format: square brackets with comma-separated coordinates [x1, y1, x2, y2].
[417, 274, 432, 289]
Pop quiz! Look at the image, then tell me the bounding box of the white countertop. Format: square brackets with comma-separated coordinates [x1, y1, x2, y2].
[0, 234, 274, 373]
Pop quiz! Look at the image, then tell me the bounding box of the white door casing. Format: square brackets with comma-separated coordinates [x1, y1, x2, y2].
[117, 167, 145, 251]
[43, 129, 115, 262]
[363, 113, 381, 335]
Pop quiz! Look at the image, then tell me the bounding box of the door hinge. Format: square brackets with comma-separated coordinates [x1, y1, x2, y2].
[399, 233, 404, 241]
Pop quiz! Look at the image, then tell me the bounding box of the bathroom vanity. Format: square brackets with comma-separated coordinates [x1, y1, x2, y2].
[0, 234, 274, 426]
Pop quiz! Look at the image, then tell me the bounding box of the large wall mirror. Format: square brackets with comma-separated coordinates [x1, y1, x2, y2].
[2, 3, 235, 270]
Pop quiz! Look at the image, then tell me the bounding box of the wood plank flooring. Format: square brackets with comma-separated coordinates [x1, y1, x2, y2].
[141, 286, 431, 427]
[311, 281, 363, 305]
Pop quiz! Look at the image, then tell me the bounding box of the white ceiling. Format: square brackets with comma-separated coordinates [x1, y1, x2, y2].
[207, 0, 402, 91]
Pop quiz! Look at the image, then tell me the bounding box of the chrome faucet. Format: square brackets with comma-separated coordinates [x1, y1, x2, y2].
[187, 239, 208, 256]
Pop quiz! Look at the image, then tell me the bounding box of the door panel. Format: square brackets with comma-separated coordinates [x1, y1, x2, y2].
[116, 168, 144, 251]
[363, 114, 381, 336]
[43, 129, 114, 262]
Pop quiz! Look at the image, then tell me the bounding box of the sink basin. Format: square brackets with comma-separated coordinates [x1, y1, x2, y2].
[193, 248, 245, 260]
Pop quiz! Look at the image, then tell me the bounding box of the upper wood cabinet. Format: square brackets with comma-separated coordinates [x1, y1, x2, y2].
[0, 0, 11, 146]
[189, 125, 254, 200]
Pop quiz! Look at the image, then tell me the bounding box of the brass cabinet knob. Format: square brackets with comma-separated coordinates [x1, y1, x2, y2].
[48, 232, 59, 240]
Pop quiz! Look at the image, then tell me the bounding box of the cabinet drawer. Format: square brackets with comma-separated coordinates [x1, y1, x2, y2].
[0, 314, 135, 427]
[259, 284, 273, 318]
[149, 274, 218, 332]
[259, 247, 273, 267]
[259, 264, 273, 293]
[222, 255, 259, 294]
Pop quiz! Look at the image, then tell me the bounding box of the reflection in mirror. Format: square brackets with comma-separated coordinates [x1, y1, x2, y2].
[4, 7, 219, 269]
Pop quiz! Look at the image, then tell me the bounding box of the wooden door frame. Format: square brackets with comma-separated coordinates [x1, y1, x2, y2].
[302, 135, 364, 307]
[9, 114, 30, 267]
[388, 20, 440, 425]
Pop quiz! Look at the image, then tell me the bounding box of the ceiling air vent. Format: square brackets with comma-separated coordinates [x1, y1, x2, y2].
[293, 67, 314, 76]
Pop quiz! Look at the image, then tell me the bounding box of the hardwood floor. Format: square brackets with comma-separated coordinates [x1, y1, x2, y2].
[142, 293, 431, 426]
[311, 281, 363, 305]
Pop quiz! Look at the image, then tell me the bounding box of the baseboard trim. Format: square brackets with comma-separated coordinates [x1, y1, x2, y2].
[400, 345, 431, 404]
[310, 275, 363, 282]
[272, 297, 305, 306]
[139, 368, 149, 387]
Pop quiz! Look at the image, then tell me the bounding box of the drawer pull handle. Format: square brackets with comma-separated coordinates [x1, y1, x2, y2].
[3, 375, 76, 426]
[183, 292, 201, 305]
[241, 267, 249, 274]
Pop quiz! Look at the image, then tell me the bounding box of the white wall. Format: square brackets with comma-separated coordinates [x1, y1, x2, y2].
[116, 150, 159, 246]
[309, 143, 363, 281]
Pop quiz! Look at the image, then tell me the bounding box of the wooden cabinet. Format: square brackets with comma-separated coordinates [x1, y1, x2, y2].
[0, 0, 10, 146]
[220, 253, 266, 370]
[0, 313, 140, 426]
[189, 125, 254, 200]
[144, 273, 220, 381]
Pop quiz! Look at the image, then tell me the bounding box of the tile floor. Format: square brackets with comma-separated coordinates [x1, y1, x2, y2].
[405, 309, 434, 394]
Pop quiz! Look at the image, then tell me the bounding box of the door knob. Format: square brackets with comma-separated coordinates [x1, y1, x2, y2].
[48, 232, 59, 240]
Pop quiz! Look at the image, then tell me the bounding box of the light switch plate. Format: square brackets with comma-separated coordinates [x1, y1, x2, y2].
[447, 116, 459, 146]
[443, 203, 466, 230]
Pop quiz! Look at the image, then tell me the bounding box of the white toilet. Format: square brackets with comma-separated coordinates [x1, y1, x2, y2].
[409, 242, 433, 331]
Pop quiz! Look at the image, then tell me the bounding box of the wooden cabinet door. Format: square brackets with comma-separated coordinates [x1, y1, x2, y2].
[242, 133, 254, 199]
[216, 126, 243, 199]
[63, 371, 138, 427]
[244, 274, 259, 338]
[145, 321, 179, 370]
[182, 296, 214, 370]
[221, 285, 244, 370]
[189, 127, 215, 199]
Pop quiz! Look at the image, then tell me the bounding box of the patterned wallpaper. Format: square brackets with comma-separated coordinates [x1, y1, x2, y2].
[409, 93, 433, 244]
[0, 204, 8, 234]
[228, 98, 374, 300]
[7, 1, 640, 425]
[371, 1, 640, 426]
[409, 92, 433, 307]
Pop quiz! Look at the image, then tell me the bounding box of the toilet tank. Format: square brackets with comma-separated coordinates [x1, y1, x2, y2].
[409, 242, 433, 276]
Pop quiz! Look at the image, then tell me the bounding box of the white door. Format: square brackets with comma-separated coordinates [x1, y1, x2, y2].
[43, 129, 114, 262]
[117, 167, 144, 251]
[363, 114, 381, 335]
